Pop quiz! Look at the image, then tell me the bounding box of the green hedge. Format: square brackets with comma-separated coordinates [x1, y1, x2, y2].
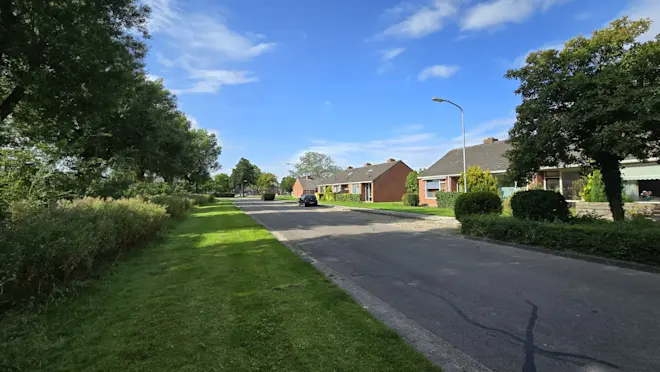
[185, 193, 215, 206]
[335, 193, 361, 202]
[460, 215, 660, 266]
[262, 193, 275, 201]
[214, 192, 235, 198]
[401, 193, 419, 206]
[0, 198, 169, 308]
[510, 190, 569, 222]
[454, 191, 502, 220]
[436, 191, 460, 208]
[148, 195, 194, 218]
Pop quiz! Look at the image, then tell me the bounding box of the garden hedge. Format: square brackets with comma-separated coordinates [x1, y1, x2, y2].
[401, 193, 420, 206]
[460, 215, 660, 266]
[510, 189, 570, 222]
[148, 195, 194, 218]
[454, 191, 502, 220]
[213, 192, 235, 198]
[335, 193, 361, 202]
[0, 198, 169, 308]
[262, 193, 275, 201]
[436, 191, 460, 208]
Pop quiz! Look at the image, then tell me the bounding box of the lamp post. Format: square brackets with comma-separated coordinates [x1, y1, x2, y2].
[432, 97, 467, 193]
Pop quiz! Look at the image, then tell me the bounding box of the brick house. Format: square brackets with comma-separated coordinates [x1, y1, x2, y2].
[292, 176, 318, 198]
[420, 137, 660, 205]
[316, 158, 412, 202]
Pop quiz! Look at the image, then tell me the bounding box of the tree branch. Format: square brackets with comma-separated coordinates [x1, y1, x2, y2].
[0, 85, 25, 121]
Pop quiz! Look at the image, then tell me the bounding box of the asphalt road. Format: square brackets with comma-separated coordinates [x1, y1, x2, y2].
[237, 199, 660, 372]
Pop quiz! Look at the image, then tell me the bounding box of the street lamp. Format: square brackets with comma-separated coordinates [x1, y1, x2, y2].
[432, 97, 467, 193]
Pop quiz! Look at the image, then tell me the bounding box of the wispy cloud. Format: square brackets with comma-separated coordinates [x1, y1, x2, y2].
[376, 0, 459, 39]
[619, 0, 660, 43]
[461, 0, 569, 31]
[144, 0, 275, 94]
[418, 65, 459, 81]
[381, 47, 406, 61]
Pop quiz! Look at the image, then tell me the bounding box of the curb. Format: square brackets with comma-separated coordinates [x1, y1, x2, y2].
[460, 235, 660, 275]
[235, 202, 492, 372]
[344, 207, 459, 224]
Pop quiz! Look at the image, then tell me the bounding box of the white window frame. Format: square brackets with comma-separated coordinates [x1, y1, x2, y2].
[333, 185, 340, 192]
[351, 183, 359, 194]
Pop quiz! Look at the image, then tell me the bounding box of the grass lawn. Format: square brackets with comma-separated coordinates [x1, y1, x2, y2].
[1, 200, 440, 372]
[321, 201, 454, 217]
[275, 194, 296, 201]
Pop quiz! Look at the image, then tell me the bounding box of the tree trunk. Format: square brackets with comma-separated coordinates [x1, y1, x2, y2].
[136, 169, 145, 182]
[0, 85, 25, 121]
[599, 157, 625, 222]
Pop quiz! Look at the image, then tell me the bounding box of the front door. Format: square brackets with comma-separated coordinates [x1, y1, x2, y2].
[365, 183, 372, 202]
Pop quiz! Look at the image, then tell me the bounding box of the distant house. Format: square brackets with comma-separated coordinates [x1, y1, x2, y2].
[316, 158, 412, 202]
[419, 137, 660, 205]
[292, 176, 318, 198]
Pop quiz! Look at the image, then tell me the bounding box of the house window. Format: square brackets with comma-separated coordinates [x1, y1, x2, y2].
[545, 171, 560, 192]
[333, 185, 340, 192]
[425, 179, 444, 199]
[351, 183, 359, 194]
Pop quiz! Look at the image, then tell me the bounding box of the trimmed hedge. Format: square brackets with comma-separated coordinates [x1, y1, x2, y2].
[460, 215, 660, 267]
[436, 191, 460, 208]
[214, 192, 235, 198]
[401, 193, 419, 206]
[0, 198, 169, 308]
[510, 190, 570, 222]
[148, 195, 194, 218]
[185, 193, 215, 206]
[335, 193, 361, 202]
[262, 193, 275, 201]
[454, 191, 502, 220]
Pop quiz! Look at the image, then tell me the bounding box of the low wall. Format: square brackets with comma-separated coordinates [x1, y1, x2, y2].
[576, 202, 660, 220]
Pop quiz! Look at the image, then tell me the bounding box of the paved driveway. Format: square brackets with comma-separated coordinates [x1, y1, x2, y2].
[237, 199, 660, 372]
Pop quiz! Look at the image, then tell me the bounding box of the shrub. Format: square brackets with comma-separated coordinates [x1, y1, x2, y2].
[510, 190, 570, 222]
[148, 195, 194, 218]
[460, 215, 660, 267]
[454, 191, 502, 220]
[405, 170, 420, 194]
[436, 191, 460, 209]
[214, 192, 235, 198]
[0, 197, 168, 307]
[185, 193, 215, 206]
[315, 192, 322, 201]
[261, 192, 275, 201]
[335, 193, 361, 202]
[458, 166, 498, 193]
[401, 193, 419, 206]
[580, 170, 608, 202]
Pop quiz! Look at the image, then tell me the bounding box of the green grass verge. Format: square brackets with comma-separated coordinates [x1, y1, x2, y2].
[1, 200, 440, 372]
[275, 194, 296, 201]
[321, 201, 454, 217]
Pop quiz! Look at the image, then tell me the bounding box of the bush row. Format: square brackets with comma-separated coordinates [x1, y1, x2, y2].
[262, 192, 275, 201]
[0, 198, 169, 308]
[335, 193, 361, 202]
[213, 192, 235, 198]
[460, 215, 660, 267]
[510, 189, 569, 222]
[401, 193, 419, 206]
[436, 191, 461, 208]
[454, 191, 502, 220]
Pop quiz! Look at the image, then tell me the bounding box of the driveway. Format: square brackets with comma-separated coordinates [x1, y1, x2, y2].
[236, 199, 660, 372]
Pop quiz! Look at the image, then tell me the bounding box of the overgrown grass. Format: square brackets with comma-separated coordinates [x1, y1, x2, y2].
[321, 201, 455, 217]
[1, 200, 440, 372]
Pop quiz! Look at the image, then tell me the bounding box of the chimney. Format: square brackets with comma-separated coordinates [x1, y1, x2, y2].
[363, 162, 372, 167]
[347, 166, 353, 170]
[483, 137, 498, 144]
[386, 158, 396, 163]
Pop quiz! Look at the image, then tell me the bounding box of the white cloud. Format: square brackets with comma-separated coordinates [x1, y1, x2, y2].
[146, 74, 161, 82]
[620, 0, 660, 43]
[143, 0, 275, 94]
[461, 0, 568, 31]
[418, 65, 459, 80]
[381, 47, 406, 61]
[512, 42, 564, 67]
[377, 0, 459, 39]
[188, 115, 200, 129]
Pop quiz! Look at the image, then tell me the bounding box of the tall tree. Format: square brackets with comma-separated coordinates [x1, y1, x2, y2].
[257, 173, 278, 193]
[289, 152, 341, 179]
[505, 17, 660, 221]
[212, 174, 232, 193]
[182, 129, 221, 186]
[231, 158, 258, 195]
[280, 176, 296, 194]
[1, 0, 149, 122]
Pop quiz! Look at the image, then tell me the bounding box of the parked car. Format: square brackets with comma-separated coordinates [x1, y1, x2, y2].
[298, 194, 318, 207]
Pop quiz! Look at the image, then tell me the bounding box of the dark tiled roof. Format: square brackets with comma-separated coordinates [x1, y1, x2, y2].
[318, 161, 401, 185]
[422, 141, 512, 177]
[297, 177, 318, 190]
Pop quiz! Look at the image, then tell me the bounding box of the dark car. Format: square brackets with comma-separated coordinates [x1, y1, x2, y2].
[298, 194, 318, 207]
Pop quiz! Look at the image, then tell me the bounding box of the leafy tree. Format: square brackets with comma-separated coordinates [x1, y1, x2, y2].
[182, 129, 221, 186]
[231, 158, 258, 195]
[580, 170, 608, 202]
[405, 170, 420, 194]
[1, 0, 149, 123]
[280, 176, 296, 193]
[289, 152, 341, 179]
[505, 18, 660, 221]
[257, 173, 278, 193]
[212, 174, 232, 193]
[458, 166, 498, 193]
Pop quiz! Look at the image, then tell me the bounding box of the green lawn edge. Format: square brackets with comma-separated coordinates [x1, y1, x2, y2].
[1, 200, 441, 372]
[320, 201, 455, 217]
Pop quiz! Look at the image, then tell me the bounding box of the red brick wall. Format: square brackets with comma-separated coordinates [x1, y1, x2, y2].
[372, 161, 412, 202]
[292, 179, 304, 198]
[418, 179, 437, 206]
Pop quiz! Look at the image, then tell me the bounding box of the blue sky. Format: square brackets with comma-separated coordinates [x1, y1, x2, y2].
[142, 0, 658, 178]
